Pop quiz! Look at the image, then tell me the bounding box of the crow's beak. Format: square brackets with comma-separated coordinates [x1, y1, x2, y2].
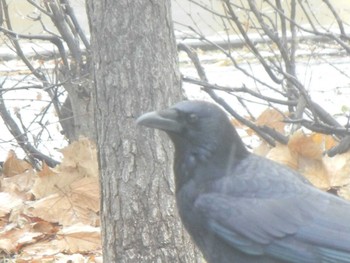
[136, 108, 182, 133]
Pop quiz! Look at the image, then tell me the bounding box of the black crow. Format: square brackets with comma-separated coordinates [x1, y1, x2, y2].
[137, 100, 350, 263]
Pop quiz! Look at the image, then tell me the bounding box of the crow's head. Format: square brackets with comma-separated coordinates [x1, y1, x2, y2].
[137, 100, 248, 161]
[137, 100, 249, 190]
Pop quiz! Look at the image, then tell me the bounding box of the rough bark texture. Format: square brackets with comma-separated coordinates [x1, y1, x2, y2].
[59, 64, 95, 142]
[86, 1, 202, 262]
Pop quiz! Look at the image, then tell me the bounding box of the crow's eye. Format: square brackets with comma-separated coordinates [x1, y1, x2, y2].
[187, 113, 198, 124]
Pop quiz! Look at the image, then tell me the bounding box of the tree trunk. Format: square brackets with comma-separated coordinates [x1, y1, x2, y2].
[58, 63, 95, 143]
[86, 1, 202, 262]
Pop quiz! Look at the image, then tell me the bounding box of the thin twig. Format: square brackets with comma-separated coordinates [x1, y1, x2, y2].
[0, 90, 59, 167]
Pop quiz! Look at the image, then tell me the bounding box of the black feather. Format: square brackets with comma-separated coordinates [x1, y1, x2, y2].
[137, 100, 350, 263]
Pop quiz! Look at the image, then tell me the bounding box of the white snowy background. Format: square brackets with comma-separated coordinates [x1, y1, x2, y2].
[0, 0, 350, 160]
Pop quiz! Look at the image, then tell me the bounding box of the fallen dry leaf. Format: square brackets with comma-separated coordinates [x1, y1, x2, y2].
[1, 170, 36, 199]
[288, 130, 323, 160]
[20, 239, 61, 258]
[32, 220, 60, 234]
[59, 137, 98, 178]
[255, 108, 286, 133]
[0, 138, 101, 261]
[26, 177, 99, 226]
[17, 231, 45, 249]
[0, 192, 23, 217]
[69, 177, 100, 213]
[298, 157, 330, 190]
[32, 138, 98, 199]
[0, 238, 14, 254]
[37, 162, 58, 178]
[312, 133, 337, 151]
[253, 141, 270, 156]
[323, 151, 350, 188]
[56, 223, 101, 253]
[2, 150, 33, 177]
[266, 143, 298, 170]
[31, 167, 83, 199]
[338, 185, 350, 201]
[53, 253, 87, 263]
[0, 223, 38, 253]
[20, 224, 101, 258]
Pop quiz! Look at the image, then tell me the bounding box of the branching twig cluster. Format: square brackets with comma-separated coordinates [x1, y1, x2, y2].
[176, 0, 350, 156]
[0, 0, 91, 166]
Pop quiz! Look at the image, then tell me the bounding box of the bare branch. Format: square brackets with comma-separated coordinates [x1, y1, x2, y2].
[0, 89, 59, 167]
[0, 27, 69, 66]
[178, 43, 279, 146]
[322, 0, 348, 39]
[61, 0, 90, 49]
[27, 0, 53, 17]
[223, 0, 283, 84]
[182, 76, 297, 106]
[46, 1, 82, 64]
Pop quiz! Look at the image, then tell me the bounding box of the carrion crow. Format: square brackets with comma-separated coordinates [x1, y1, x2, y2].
[137, 100, 350, 263]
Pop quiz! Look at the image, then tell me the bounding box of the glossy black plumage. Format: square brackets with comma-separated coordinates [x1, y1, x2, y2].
[137, 100, 350, 263]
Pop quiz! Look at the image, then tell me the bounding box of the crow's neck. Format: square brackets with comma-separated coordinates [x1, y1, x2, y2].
[171, 127, 248, 192]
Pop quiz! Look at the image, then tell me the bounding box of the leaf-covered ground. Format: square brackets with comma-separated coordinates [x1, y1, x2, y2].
[1, 112, 350, 262]
[236, 108, 350, 196]
[0, 138, 101, 262]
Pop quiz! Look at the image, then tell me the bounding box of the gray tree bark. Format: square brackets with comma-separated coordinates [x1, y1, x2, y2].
[86, 0, 202, 262]
[58, 63, 95, 143]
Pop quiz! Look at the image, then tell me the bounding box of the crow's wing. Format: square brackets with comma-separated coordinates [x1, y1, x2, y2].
[195, 192, 350, 263]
